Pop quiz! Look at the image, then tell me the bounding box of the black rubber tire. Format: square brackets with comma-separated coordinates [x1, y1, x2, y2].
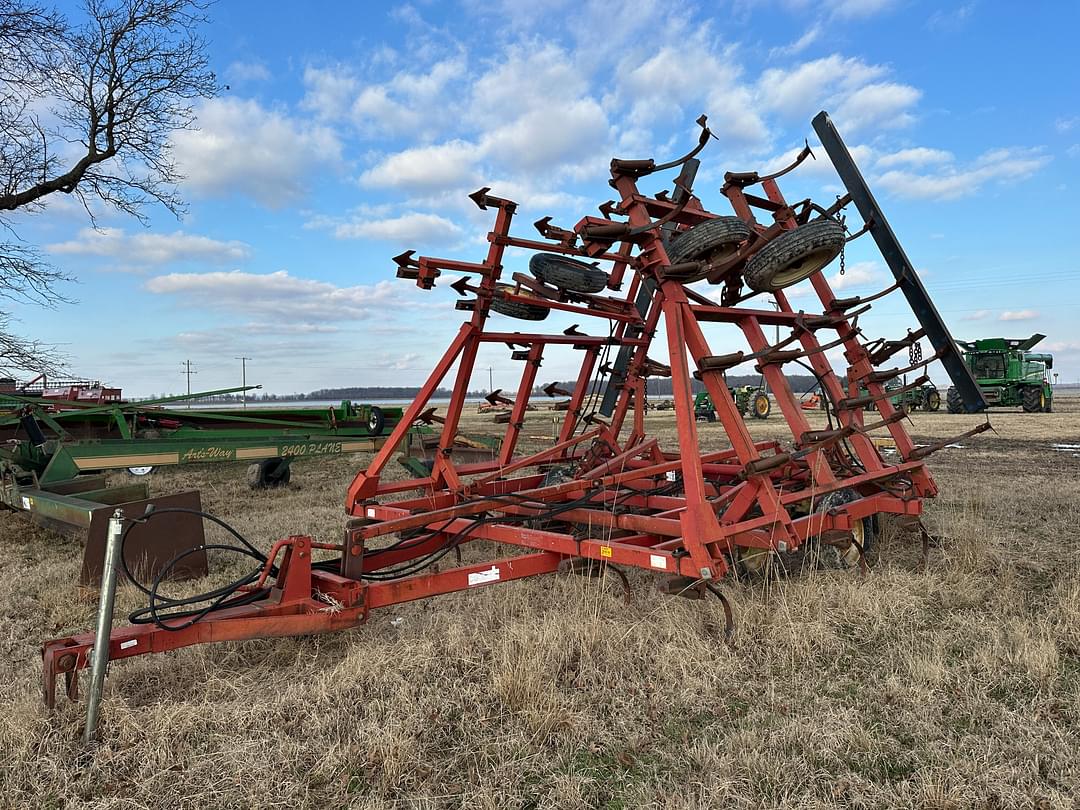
[744, 218, 845, 292]
[751, 391, 771, 419]
[490, 285, 549, 321]
[666, 217, 753, 283]
[1022, 387, 1042, 413]
[367, 406, 385, 436]
[1044, 395, 1053, 414]
[529, 253, 609, 293]
[778, 489, 876, 573]
[247, 457, 291, 489]
[924, 389, 941, 411]
[945, 386, 963, 414]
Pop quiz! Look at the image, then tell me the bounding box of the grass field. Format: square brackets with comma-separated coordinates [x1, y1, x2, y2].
[1, 398, 1078, 809]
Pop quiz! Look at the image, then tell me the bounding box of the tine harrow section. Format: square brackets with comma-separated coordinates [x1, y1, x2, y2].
[43, 111, 979, 707]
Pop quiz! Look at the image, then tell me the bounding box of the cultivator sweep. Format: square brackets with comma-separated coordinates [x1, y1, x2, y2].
[43, 112, 989, 708]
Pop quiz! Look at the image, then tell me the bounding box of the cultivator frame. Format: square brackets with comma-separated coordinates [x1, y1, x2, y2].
[43, 112, 987, 707]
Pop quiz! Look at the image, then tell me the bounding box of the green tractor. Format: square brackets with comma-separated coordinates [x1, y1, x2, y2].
[864, 378, 941, 412]
[694, 385, 771, 421]
[946, 334, 1054, 414]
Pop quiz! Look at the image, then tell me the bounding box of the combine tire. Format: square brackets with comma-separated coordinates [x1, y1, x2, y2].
[751, 391, 771, 419]
[923, 389, 941, 411]
[247, 457, 291, 489]
[1022, 387, 1043, 413]
[1044, 394, 1053, 413]
[666, 217, 753, 282]
[529, 253, 609, 293]
[945, 386, 963, 414]
[367, 406, 385, 436]
[744, 218, 845, 292]
[490, 285, 549, 321]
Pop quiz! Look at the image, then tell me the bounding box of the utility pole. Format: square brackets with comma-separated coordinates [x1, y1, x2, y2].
[235, 357, 251, 408]
[181, 360, 196, 406]
[488, 366, 493, 394]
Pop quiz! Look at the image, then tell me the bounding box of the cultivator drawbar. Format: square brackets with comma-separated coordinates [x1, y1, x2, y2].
[43, 112, 985, 707]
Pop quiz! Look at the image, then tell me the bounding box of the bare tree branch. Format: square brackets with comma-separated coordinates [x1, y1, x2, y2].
[0, 0, 216, 376]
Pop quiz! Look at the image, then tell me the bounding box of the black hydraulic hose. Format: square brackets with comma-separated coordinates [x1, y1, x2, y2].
[120, 507, 273, 631]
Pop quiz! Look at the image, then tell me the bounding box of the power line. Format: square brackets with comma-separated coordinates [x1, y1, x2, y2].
[181, 360, 196, 407]
[235, 356, 251, 408]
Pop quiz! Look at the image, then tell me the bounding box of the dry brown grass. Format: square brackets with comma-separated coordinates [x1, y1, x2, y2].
[1, 399, 1079, 808]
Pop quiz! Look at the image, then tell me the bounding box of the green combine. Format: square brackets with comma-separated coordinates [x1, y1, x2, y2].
[947, 334, 1054, 413]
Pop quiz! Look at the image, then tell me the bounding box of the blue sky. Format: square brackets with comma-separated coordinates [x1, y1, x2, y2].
[10, 0, 1080, 396]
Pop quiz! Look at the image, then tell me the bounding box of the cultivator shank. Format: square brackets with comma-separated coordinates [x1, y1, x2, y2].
[44, 112, 981, 707]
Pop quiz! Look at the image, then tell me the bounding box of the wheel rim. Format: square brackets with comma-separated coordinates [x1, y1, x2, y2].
[755, 395, 769, 416]
[769, 246, 838, 288]
[127, 466, 153, 476]
[839, 519, 866, 567]
[1040, 391, 1046, 409]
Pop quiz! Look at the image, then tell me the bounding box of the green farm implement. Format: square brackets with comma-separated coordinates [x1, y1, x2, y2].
[946, 334, 1054, 413]
[0, 388, 404, 582]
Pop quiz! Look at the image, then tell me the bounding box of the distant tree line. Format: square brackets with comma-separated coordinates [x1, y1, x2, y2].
[140, 374, 823, 404]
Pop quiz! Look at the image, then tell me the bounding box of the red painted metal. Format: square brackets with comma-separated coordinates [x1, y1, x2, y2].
[42, 115, 955, 705]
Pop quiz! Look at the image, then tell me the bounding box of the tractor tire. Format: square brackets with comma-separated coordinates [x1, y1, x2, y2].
[779, 489, 876, 573]
[1043, 394, 1053, 413]
[490, 285, 549, 321]
[666, 217, 753, 282]
[751, 391, 771, 419]
[247, 457, 292, 489]
[744, 218, 845, 292]
[945, 386, 963, 414]
[1022, 387, 1043, 413]
[924, 388, 941, 411]
[367, 406, 385, 436]
[529, 253, 609, 293]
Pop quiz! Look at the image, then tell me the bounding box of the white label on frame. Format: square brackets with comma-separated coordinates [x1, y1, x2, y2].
[467, 566, 501, 587]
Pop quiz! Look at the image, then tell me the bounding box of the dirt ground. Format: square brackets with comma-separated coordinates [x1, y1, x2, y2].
[1, 396, 1078, 809]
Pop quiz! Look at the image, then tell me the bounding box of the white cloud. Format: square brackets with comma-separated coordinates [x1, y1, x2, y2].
[927, 3, 976, 31]
[300, 65, 360, 120]
[479, 99, 609, 170]
[225, 60, 271, 83]
[1057, 117, 1079, 133]
[769, 24, 822, 58]
[333, 212, 463, 244]
[876, 147, 1051, 199]
[359, 140, 482, 192]
[756, 55, 888, 121]
[618, 41, 768, 148]
[961, 309, 990, 321]
[302, 56, 466, 138]
[875, 147, 954, 168]
[822, 0, 896, 18]
[145, 270, 401, 321]
[1000, 309, 1039, 321]
[47, 228, 250, 268]
[828, 260, 884, 291]
[470, 44, 588, 122]
[172, 98, 343, 208]
[833, 82, 921, 131]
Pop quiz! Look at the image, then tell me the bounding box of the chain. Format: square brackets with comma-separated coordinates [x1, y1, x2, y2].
[838, 214, 846, 276]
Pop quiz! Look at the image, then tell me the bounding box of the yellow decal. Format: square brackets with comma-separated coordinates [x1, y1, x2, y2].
[600, 545, 612, 558]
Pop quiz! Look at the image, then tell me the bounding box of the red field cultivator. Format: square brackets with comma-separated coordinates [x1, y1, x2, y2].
[43, 112, 988, 712]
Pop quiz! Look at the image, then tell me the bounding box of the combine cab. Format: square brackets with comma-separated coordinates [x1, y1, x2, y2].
[947, 335, 1053, 413]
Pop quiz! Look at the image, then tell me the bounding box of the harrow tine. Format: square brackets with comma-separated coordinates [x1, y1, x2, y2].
[704, 584, 736, 646]
[907, 421, 992, 461]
